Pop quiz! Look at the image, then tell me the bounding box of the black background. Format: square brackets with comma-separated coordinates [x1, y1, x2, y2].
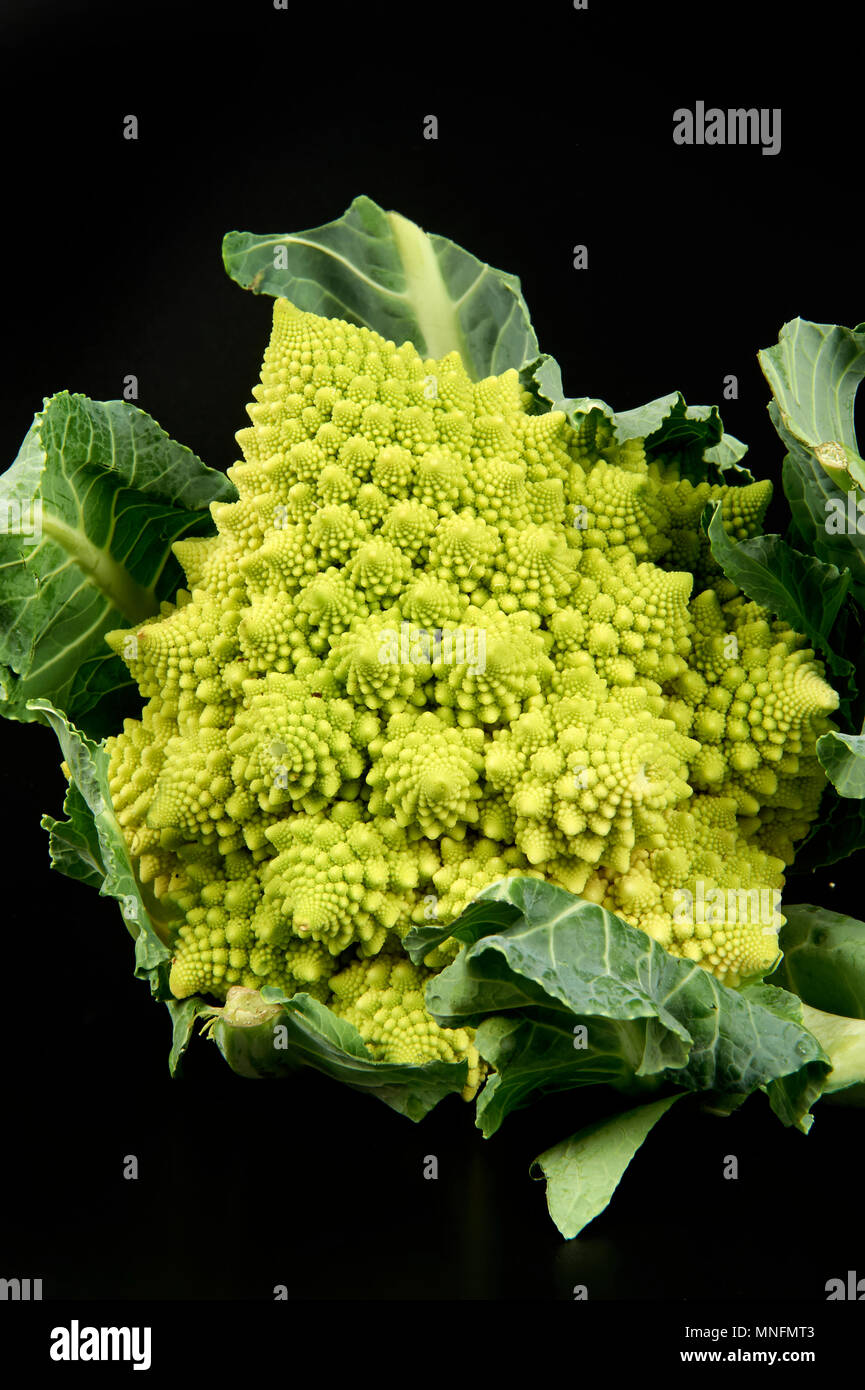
[0, 0, 862, 1305]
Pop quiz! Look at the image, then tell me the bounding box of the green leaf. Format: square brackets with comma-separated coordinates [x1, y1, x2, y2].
[759, 319, 865, 605]
[403, 894, 521, 965]
[760, 318, 865, 489]
[737, 982, 831, 1131]
[529, 1095, 682, 1239]
[202, 986, 468, 1121]
[792, 789, 865, 869]
[525, 355, 753, 483]
[30, 700, 176, 1003]
[40, 778, 105, 889]
[703, 501, 854, 684]
[429, 878, 830, 1135]
[781, 456, 865, 610]
[616, 395, 725, 477]
[167, 998, 212, 1078]
[816, 730, 865, 798]
[705, 484, 864, 822]
[473, 1010, 671, 1139]
[703, 431, 752, 480]
[0, 393, 235, 736]
[798, 1004, 865, 1097]
[769, 903, 865, 1018]
[222, 195, 538, 381]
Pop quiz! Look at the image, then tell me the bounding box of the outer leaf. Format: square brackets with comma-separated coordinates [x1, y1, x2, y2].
[403, 893, 521, 965]
[473, 1010, 671, 1139]
[167, 998, 212, 1078]
[703, 432, 752, 479]
[30, 700, 176, 1002]
[769, 903, 865, 1019]
[529, 1095, 682, 1240]
[203, 987, 468, 1121]
[426, 882, 694, 1041]
[222, 195, 538, 380]
[737, 982, 832, 1131]
[525, 354, 753, 483]
[703, 501, 854, 684]
[40, 778, 105, 889]
[0, 393, 235, 736]
[760, 318, 865, 487]
[429, 878, 829, 1134]
[614, 394, 726, 478]
[798, 1004, 865, 1097]
[816, 730, 865, 798]
[433, 884, 834, 1134]
[756, 950, 865, 1100]
[781, 455, 865, 609]
[791, 777, 865, 869]
[759, 319, 865, 605]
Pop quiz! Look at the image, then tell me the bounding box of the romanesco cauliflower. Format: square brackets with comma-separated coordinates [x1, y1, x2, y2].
[104, 297, 840, 1087]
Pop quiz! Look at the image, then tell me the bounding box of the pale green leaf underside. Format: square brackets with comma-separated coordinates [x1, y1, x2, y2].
[530, 1094, 681, 1239]
[760, 318, 865, 478]
[817, 730, 865, 798]
[797, 1004, 865, 1095]
[222, 194, 539, 381]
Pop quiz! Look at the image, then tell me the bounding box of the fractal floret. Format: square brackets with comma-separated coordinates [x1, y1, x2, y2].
[105, 298, 840, 1084]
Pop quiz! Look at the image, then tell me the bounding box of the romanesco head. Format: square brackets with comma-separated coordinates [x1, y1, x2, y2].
[105, 296, 840, 1079]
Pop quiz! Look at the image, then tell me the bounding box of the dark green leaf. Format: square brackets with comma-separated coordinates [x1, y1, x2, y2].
[430, 878, 830, 1135]
[738, 982, 830, 1130]
[703, 502, 853, 688]
[525, 355, 752, 483]
[769, 903, 865, 1018]
[703, 432, 753, 482]
[0, 393, 234, 735]
[403, 893, 521, 965]
[791, 786, 865, 869]
[473, 1010, 671, 1138]
[167, 998, 213, 1077]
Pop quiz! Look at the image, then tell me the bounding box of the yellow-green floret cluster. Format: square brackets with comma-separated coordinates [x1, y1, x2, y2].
[105, 298, 840, 1087]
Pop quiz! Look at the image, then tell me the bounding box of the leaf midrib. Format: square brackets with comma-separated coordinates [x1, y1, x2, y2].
[385, 211, 474, 374]
[40, 512, 157, 623]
